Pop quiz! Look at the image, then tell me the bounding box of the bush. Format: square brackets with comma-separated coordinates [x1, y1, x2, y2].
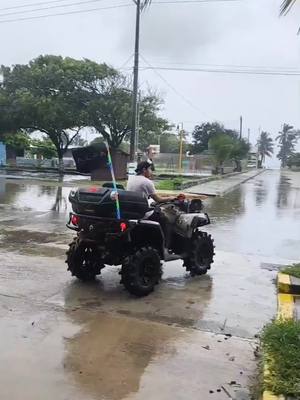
[261, 319, 300, 396]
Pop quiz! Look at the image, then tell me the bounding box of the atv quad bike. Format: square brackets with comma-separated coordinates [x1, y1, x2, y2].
[66, 186, 215, 297]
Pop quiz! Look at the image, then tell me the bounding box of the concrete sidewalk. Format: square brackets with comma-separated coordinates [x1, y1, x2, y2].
[185, 169, 265, 196]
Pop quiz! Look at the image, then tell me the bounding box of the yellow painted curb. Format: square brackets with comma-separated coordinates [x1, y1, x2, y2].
[262, 391, 285, 400]
[277, 293, 295, 320]
[277, 273, 292, 294]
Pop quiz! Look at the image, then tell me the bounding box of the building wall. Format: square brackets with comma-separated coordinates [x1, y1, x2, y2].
[0, 142, 6, 166]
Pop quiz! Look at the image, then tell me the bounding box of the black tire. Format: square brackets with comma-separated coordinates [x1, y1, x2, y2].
[121, 247, 162, 297]
[66, 238, 102, 281]
[184, 231, 215, 276]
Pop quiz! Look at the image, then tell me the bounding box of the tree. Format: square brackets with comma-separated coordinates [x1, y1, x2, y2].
[230, 138, 250, 172]
[71, 134, 88, 147]
[257, 131, 274, 168]
[209, 134, 235, 174]
[276, 124, 299, 168]
[192, 122, 238, 154]
[30, 138, 57, 159]
[86, 78, 170, 151]
[0, 55, 117, 172]
[2, 131, 31, 152]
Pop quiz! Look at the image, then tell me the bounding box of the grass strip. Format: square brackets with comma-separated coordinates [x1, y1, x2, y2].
[261, 319, 300, 397]
[281, 263, 300, 279]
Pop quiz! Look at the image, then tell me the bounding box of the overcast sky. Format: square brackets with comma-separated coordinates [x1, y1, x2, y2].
[1, 0, 300, 165]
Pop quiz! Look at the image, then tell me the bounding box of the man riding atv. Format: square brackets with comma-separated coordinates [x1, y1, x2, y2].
[66, 159, 215, 297]
[127, 160, 175, 204]
[127, 160, 178, 247]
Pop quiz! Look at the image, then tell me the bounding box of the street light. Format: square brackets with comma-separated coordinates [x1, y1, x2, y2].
[130, 0, 152, 162]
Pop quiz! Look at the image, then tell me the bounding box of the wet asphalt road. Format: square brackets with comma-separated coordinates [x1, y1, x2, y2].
[0, 170, 299, 400]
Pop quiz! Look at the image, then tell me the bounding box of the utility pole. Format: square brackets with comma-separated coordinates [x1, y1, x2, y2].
[135, 90, 141, 156]
[178, 123, 184, 172]
[247, 128, 250, 144]
[239, 115, 243, 139]
[130, 0, 141, 162]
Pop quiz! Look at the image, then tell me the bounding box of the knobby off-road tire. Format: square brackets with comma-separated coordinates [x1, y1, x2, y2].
[121, 247, 162, 297]
[66, 238, 102, 281]
[184, 231, 215, 276]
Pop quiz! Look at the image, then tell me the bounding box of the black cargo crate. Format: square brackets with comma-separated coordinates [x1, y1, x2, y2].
[69, 187, 149, 220]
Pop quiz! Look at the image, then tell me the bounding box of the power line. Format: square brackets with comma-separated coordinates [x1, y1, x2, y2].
[140, 54, 209, 117]
[0, 0, 81, 12]
[143, 60, 300, 72]
[1, 0, 128, 18]
[0, 0, 115, 18]
[0, 0, 239, 13]
[141, 65, 300, 76]
[0, 3, 132, 24]
[0, 0, 241, 22]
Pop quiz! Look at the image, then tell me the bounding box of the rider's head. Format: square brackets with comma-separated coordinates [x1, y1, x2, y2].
[135, 161, 152, 178]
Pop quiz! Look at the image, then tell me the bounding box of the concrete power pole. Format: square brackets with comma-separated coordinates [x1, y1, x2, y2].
[130, 0, 141, 162]
[239, 116, 243, 139]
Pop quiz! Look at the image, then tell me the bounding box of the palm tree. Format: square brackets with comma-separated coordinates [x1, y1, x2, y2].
[280, 0, 297, 15]
[257, 131, 274, 168]
[276, 124, 299, 168]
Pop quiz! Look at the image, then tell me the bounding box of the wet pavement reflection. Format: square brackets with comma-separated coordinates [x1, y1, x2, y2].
[205, 170, 300, 260]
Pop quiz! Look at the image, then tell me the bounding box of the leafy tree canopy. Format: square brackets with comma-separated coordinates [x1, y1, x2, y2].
[0, 55, 117, 171]
[192, 122, 238, 154]
[2, 131, 31, 151]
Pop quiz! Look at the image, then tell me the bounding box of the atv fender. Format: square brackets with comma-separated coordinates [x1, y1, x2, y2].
[129, 220, 165, 259]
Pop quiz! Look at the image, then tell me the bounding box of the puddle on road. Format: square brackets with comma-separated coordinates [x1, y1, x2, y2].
[205, 170, 300, 260]
[0, 228, 70, 257]
[64, 311, 254, 400]
[65, 312, 178, 400]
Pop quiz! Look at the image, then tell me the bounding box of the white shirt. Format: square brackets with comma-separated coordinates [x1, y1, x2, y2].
[126, 175, 156, 198]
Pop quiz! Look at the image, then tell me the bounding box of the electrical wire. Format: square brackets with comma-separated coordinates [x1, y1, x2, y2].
[0, 0, 116, 18]
[140, 60, 300, 72]
[0, 0, 83, 12]
[0, 3, 132, 24]
[0, 0, 241, 22]
[0, 0, 240, 11]
[140, 54, 209, 116]
[140, 65, 300, 76]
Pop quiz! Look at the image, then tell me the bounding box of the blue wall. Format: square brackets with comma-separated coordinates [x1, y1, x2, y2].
[0, 142, 6, 166]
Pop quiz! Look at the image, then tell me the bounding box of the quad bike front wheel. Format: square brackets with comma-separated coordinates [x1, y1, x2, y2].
[66, 238, 103, 281]
[183, 231, 215, 276]
[121, 247, 162, 297]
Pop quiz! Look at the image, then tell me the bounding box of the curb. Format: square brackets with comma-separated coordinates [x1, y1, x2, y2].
[262, 281, 296, 400]
[277, 273, 300, 295]
[186, 169, 265, 197]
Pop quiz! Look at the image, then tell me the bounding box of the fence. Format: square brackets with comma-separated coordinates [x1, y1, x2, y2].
[14, 157, 75, 168]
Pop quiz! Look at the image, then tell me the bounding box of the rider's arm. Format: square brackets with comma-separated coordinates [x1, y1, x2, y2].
[150, 193, 176, 203]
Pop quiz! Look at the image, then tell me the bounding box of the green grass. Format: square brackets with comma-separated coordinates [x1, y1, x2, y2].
[281, 263, 300, 279]
[156, 178, 183, 190]
[261, 319, 300, 397]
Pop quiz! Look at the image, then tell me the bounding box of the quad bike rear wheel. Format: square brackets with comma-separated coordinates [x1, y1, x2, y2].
[66, 238, 103, 281]
[183, 231, 215, 276]
[121, 247, 162, 297]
